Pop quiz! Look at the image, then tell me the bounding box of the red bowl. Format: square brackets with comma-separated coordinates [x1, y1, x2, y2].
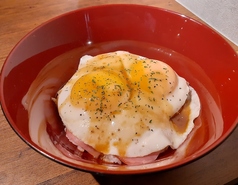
[1, 4, 238, 174]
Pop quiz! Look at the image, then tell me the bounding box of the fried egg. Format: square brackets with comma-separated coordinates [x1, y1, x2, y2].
[56, 51, 200, 160]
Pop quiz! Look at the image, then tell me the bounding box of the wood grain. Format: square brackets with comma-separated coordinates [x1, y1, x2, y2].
[0, 1, 238, 185]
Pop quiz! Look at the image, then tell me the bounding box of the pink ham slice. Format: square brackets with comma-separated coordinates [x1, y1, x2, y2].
[65, 129, 161, 165]
[119, 152, 160, 165]
[65, 129, 101, 159]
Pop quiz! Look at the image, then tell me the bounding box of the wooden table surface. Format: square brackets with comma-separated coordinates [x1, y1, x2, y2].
[1, 1, 238, 185]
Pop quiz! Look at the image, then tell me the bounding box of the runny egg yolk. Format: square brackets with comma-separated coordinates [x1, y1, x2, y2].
[121, 53, 178, 97]
[129, 60, 151, 92]
[70, 69, 130, 113]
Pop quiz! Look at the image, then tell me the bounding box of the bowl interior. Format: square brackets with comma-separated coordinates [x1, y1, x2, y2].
[1, 4, 238, 174]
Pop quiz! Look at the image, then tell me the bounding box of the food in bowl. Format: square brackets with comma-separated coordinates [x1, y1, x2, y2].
[2, 4, 236, 173]
[51, 51, 201, 165]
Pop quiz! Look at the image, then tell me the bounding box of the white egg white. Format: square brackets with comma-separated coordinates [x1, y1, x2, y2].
[57, 51, 200, 158]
